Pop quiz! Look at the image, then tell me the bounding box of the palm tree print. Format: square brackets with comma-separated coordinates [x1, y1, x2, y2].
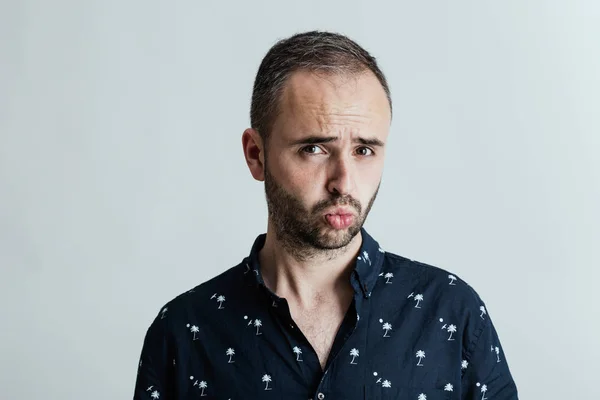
[481, 384, 488, 400]
[461, 360, 469, 369]
[480, 305, 487, 319]
[362, 250, 371, 265]
[189, 324, 200, 340]
[382, 322, 392, 337]
[444, 383, 454, 392]
[495, 346, 501, 362]
[262, 374, 272, 390]
[447, 324, 457, 340]
[216, 295, 225, 309]
[384, 272, 393, 284]
[448, 274, 457, 285]
[160, 307, 168, 319]
[350, 348, 359, 364]
[293, 346, 303, 361]
[226, 348, 235, 363]
[382, 380, 391, 388]
[416, 350, 425, 366]
[418, 394, 427, 400]
[254, 319, 262, 335]
[198, 381, 207, 396]
[150, 390, 160, 399]
[414, 294, 424, 308]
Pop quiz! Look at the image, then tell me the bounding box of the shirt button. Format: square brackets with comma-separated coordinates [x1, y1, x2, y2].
[317, 393, 325, 400]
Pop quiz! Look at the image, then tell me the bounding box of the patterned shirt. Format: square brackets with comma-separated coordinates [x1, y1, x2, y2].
[133, 228, 518, 399]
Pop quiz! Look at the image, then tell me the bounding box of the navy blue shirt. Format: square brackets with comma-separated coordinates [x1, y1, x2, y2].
[134, 228, 518, 399]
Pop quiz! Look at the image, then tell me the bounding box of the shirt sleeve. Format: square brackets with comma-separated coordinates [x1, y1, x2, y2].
[133, 307, 174, 400]
[460, 295, 519, 399]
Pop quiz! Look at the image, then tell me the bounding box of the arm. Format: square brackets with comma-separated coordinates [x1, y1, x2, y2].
[460, 298, 518, 399]
[133, 308, 174, 400]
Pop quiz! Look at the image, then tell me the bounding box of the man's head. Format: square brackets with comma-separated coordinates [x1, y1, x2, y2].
[242, 31, 392, 256]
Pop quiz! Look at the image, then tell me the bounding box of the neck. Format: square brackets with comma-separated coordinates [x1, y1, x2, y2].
[258, 220, 363, 308]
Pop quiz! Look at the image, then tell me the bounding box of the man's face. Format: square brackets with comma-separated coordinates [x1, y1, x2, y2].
[263, 70, 391, 251]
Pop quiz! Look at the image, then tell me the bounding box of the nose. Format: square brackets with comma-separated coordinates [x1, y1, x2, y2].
[327, 154, 355, 197]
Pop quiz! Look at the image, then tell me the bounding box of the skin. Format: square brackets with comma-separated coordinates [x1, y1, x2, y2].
[241, 69, 391, 311]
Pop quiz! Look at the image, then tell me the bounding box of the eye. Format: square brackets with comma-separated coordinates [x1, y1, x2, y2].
[356, 146, 375, 156]
[301, 145, 325, 155]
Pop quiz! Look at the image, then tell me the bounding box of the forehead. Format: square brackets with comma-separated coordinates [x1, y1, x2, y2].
[273, 70, 391, 138]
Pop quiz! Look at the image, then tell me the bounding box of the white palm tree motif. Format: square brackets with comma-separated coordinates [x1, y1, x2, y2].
[216, 295, 226, 309]
[293, 346, 303, 361]
[416, 350, 425, 366]
[262, 374, 272, 390]
[199, 381, 207, 396]
[226, 348, 235, 363]
[448, 274, 457, 285]
[481, 384, 488, 400]
[495, 346, 501, 362]
[447, 324, 457, 340]
[384, 272, 394, 284]
[414, 294, 424, 308]
[150, 390, 160, 399]
[254, 319, 263, 335]
[362, 250, 371, 265]
[190, 325, 200, 340]
[461, 360, 469, 369]
[350, 348, 359, 364]
[480, 305, 487, 319]
[382, 322, 392, 337]
[444, 383, 454, 392]
[160, 307, 168, 319]
[418, 393, 427, 400]
[382, 380, 391, 388]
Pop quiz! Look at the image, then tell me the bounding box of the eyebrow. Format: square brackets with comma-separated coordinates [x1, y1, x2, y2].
[290, 135, 385, 147]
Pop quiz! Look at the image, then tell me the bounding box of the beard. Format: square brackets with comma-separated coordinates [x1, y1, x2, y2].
[263, 156, 380, 260]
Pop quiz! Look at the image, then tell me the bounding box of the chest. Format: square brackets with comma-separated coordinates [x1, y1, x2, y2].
[291, 305, 347, 370]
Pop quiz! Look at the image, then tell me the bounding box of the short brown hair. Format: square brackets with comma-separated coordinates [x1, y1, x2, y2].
[250, 31, 392, 146]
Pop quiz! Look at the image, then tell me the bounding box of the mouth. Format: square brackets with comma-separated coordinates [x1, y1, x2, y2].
[324, 213, 355, 230]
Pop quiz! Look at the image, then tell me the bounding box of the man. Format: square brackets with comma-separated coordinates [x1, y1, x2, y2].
[133, 31, 518, 399]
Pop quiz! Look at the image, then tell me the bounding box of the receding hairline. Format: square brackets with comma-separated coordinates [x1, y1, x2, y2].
[267, 68, 392, 137]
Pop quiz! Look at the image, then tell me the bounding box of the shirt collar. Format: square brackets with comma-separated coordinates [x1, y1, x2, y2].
[243, 227, 385, 299]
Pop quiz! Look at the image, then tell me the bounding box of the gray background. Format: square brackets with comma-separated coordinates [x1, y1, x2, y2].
[1, 1, 599, 399]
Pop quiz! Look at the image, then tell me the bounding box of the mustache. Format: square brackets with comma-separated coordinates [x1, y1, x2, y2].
[314, 196, 361, 213]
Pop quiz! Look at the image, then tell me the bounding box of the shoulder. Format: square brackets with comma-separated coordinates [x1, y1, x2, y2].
[382, 250, 487, 312]
[147, 262, 246, 328]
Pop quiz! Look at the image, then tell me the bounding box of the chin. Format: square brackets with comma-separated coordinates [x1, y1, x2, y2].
[317, 225, 361, 247]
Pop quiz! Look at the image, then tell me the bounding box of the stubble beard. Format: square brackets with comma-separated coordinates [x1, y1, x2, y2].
[263, 158, 380, 262]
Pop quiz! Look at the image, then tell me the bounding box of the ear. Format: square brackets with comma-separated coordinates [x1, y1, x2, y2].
[242, 128, 265, 181]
